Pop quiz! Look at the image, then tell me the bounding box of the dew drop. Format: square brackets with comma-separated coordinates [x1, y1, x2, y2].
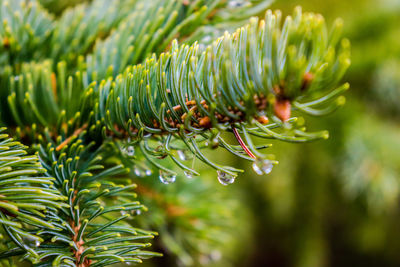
[145, 169, 152, 176]
[252, 161, 263, 175]
[122, 146, 135, 157]
[135, 209, 142, 216]
[35, 241, 40, 247]
[120, 210, 127, 216]
[177, 150, 187, 161]
[159, 170, 176, 184]
[134, 167, 144, 177]
[228, 0, 247, 8]
[126, 146, 135, 156]
[184, 170, 195, 179]
[217, 171, 235, 185]
[252, 159, 273, 175]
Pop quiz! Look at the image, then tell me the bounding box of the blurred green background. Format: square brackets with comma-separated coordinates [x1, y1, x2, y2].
[37, 0, 400, 266]
[135, 0, 400, 266]
[136, 0, 400, 266]
[228, 0, 400, 266]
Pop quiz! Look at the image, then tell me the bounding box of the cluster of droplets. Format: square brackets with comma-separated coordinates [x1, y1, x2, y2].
[215, 159, 274, 186]
[134, 166, 152, 177]
[120, 209, 142, 218]
[252, 158, 274, 175]
[131, 146, 273, 186]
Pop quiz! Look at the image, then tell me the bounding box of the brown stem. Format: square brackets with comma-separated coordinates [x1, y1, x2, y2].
[70, 190, 91, 267]
[56, 124, 88, 151]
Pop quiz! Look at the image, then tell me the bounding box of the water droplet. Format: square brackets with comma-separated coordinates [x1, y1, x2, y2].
[122, 146, 135, 157]
[184, 170, 195, 179]
[145, 169, 152, 176]
[177, 150, 187, 161]
[120, 210, 127, 216]
[35, 241, 40, 247]
[134, 167, 144, 177]
[126, 146, 135, 156]
[217, 171, 235, 185]
[159, 170, 176, 184]
[252, 159, 273, 175]
[228, 0, 246, 8]
[135, 209, 142, 215]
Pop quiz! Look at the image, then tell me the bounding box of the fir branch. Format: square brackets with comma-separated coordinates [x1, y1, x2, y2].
[0, 8, 350, 181]
[0, 0, 53, 66]
[93, 8, 350, 178]
[49, 0, 139, 64]
[0, 127, 65, 263]
[31, 137, 160, 266]
[85, 0, 273, 80]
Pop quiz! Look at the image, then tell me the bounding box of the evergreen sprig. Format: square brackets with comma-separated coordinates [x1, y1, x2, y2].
[94, 8, 350, 179]
[5, 136, 159, 266]
[1, 8, 350, 183]
[0, 0, 351, 266]
[0, 127, 65, 263]
[0, 0, 53, 66]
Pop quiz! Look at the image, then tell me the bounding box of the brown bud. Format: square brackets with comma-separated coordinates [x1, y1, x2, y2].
[199, 116, 211, 128]
[301, 72, 314, 91]
[257, 115, 269, 124]
[274, 99, 291, 121]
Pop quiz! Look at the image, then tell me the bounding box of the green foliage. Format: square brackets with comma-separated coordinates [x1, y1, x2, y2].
[0, 127, 65, 263]
[49, 0, 139, 64]
[97, 7, 350, 179]
[0, 0, 53, 65]
[30, 138, 160, 266]
[0, 0, 352, 266]
[38, 0, 88, 15]
[1, 7, 350, 181]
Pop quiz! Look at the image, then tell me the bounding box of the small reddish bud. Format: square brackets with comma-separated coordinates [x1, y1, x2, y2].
[274, 99, 291, 121]
[257, 115, 269, 124]
[199, 116, 211, 128]
[301, 72, 314, 91]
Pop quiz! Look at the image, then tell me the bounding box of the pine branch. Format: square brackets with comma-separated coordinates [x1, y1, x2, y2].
[85, 0, 273, 80]
[0, 2, 353, 266]
[0, 8, 350, 181]
[93, 8, 350, 179]
[0, 0, 53, 66]
[0, 127, 65, 263]
[48, 0, 139, 64]
[28, 137, 160, 266]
